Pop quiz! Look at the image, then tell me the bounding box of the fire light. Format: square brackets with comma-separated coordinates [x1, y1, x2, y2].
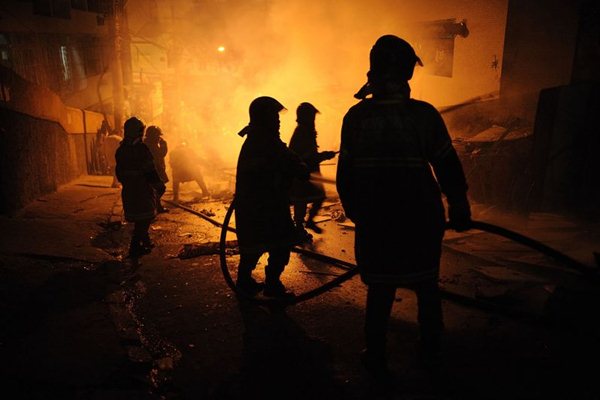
[217, 46, 226, 53]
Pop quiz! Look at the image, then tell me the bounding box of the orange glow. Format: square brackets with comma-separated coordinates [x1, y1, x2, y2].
[127, 0, 508, 171]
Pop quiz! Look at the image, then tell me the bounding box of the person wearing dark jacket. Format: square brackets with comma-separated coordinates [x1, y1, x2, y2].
[116, 117, 165, 258]
[235, 96, 309, 298]
[144, 125, 169, 213]
[289, 102, 336, 239]
[337, 35, 472, 378]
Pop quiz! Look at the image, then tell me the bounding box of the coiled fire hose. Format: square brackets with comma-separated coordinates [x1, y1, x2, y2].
[213, 198, 598, 307]
[165, 198, 597, 313]
[216, 198, 359, 305]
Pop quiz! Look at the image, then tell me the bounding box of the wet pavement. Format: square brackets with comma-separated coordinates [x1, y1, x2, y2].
[1, 175, 599, 399]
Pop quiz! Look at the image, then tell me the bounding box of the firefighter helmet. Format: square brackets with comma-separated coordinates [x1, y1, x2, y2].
[145, 125, 162, 140]
[369, 35, 423, 81]
[249, 96, 286, 124]
[296, 102, 320, 124]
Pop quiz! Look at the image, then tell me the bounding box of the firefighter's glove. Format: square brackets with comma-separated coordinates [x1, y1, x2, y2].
[321, 151, 337, 161]
[325, 151, 337, 160]
[448, 201, 472, 232]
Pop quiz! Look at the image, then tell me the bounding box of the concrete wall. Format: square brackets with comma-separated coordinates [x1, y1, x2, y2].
[500, 0, 581, 121]
[0, 65, 111, 214]
[0, 1, 108, 36]
[0, 1, 112, 111]
[0, 109, 91, 213]
[405, 0, 509, 108]
[529, 83, 600, 216]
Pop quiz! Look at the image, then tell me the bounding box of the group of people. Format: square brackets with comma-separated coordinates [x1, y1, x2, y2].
[112, 119, 211, 257]
[115, 34, 473, 380]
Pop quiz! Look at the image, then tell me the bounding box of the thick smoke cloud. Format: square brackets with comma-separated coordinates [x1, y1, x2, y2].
[128, 0, 507, 171]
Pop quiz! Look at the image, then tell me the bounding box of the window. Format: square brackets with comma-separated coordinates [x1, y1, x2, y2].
[414, 18, 469, 78]
[60, 45, 71, 81]
[33, 0, 53, 16]
[0, 34, 10, 68]
[33, 0, 71, 18]
[80, 37, 104, 76]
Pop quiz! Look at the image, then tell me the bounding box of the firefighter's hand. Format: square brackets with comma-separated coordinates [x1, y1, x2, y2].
[322, 151, 337, 160]
[448, 202, 472, 232]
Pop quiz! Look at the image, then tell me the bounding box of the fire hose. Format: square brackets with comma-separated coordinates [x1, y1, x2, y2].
[165, 198, 597, 317]
[214, 199, 598, 308]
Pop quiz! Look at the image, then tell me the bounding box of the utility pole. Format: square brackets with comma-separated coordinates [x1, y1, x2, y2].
[109, 0, 125, 130]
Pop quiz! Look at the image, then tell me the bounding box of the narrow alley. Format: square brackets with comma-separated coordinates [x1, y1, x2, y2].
[1, 175, 599, 399]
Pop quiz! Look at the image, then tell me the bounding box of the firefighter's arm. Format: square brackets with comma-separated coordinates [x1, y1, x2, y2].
[432, 150, 471, 231]
[285, 146, 310, 181]
[142, 146, 165, 188]
[336, 114, 357, 221]
[158, 138, 168, 157]
[427, 110, 471, 231]
[115, 153, 123, 183]
[318, 150, 337, 162]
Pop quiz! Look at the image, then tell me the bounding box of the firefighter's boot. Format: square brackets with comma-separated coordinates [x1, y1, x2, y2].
[236, 266, 264, 296]
[305, 219, 323, 234]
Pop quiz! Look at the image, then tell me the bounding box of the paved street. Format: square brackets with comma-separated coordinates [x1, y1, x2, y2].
[1, 175, 599, 399]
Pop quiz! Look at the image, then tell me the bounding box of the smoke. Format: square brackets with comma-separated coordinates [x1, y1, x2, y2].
[127, 0, 508, 170]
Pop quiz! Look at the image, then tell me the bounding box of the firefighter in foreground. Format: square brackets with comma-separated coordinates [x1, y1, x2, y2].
[235, 96, 309, 298]
[144, 125, 169, 213]
[116, 117, 165, 258]
[336, 35, 472, 378]
[289, 102, 337, 240]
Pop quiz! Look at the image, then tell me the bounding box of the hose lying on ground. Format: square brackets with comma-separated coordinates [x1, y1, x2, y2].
[166, 199, 597, 317]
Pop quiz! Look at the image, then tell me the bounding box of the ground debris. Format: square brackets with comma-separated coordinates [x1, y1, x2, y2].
[299, 270, 341, 277]
[471, 266, 550, 284]
[176, 240, 239, 259]
[337, 221, 355, 230]
[97, 220, 122, 231]
[198, 208, 216, 217]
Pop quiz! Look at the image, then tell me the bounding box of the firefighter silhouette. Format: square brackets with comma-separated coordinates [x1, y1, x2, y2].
[234, 96, 309, 298]
[289, 102, 336, 240]
[337, 35, 472, 379]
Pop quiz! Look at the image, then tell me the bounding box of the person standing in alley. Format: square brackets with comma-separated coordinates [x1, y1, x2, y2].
[169, 140, 210, 202]
[144, 125, 169, 212]
[235, 96, 309, 298]
[336, 35, 472, 379]
[116, 117, 165, 258]
[96, 120, 123, 188]
[289, 102, 337, 241]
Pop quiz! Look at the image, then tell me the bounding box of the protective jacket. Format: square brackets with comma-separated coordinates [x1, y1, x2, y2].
[337, 96, 468, 285]
[116, 138, 162, 222]
[288, 124, 329, 203]
[235, 127, 308, 253]
[144, 137, 169, 183]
